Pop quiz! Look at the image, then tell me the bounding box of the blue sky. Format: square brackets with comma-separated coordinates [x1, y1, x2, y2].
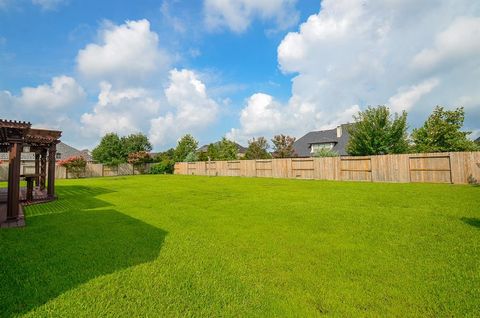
[1, 0, 479, 150]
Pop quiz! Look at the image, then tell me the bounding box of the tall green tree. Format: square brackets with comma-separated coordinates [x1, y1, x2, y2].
[347, 106, 409, 156]
[174, 134, 198, 162]
[206, 143, 220, 160]
[92, 133, 125, 166]
[245, 137, 271, 159]
[122, 133, 152, 157]
[411, 106, 479, 152]
[271, 135, 296, 158]
[217, 137, 238, 160]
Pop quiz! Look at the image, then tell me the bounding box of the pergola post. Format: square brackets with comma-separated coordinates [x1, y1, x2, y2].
[7, 142, 22, 220]
[34, 152, 40, 187]
[47, 144, 56, 198]
[40, 149, 47, 190]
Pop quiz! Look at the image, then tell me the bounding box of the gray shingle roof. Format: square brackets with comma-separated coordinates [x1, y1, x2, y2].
[56, 142, 92, 161]
[293, 124, 352, 157]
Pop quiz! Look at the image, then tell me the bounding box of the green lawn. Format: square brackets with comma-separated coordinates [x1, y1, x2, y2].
[1, 175, 479, 317]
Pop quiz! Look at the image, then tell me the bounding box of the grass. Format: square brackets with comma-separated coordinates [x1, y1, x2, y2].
[0, 175, 479, 317]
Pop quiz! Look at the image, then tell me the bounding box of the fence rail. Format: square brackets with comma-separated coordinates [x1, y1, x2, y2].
[174, 152, 480, 184]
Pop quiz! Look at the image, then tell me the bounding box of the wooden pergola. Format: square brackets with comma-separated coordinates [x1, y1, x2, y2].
[0, 119, 61, 228]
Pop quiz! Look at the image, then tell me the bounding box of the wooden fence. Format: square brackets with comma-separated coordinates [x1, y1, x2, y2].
[0, 163, 156, 181]
[174, 152, 480, 184]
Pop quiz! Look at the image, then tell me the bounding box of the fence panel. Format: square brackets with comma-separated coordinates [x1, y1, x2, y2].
[340, 157, 372, 181]
[256, 160, 272, 178]
[370, 154, 410, 183]
[118, 163, 134, 176]
[314, 157, 339, 180]
[272, 159, 291, 178]
[86, 163, 103, 177]
[292, 158, 315, 179]
[409, 156, 451, 183]
[227, 161, 241, 177]
[102, 165, 118, 177]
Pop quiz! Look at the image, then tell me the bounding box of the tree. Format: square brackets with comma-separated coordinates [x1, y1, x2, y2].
[127, 151, 151, 174]
[245, 137, 271, 159]
[271, 135, 296, 158]
[92, 133, 125, 166]
[217, 137, 238, 160]
[153, 148, 175, 162]
[58, 156, 87, 178]
[206, 143, 220, 160]
[122, 133, 152, 158]
[151, 148, 175, 174]
[411, 106, 479, 152]
[347, 106, 409, 156]
[174, 134, 198, 162]
[92, 132, 153, 165]
[184, 151, 198, 162]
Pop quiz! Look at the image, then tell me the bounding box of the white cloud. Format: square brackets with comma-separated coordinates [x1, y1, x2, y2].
[227, 93, 287, 143]
[204, 0, 299, 33]
[149, 69, 219, 146]
[78, 68, 218, 148]
[230, 0, 480, 140]
[412, 17, 480, 71]
[17, 76, 85, 110]
[0, 76, 85, 144]
[32, 0, 67, 10]
[227, 93, 359, 144]
[80, 82, 160, 137]
[76, 19, 170, 85]
[0, 76, 85, 115]
[388, 78, 440, 113]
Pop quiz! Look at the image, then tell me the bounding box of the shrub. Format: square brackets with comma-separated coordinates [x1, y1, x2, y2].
[150, 160, 175, 174]
[313, 148, 339, 157]
[58, 156, 87, 178]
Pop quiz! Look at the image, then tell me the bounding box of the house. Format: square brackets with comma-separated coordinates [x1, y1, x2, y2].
[293, 124, 351, 157]
[55, 142, 93, 162]
[198, 142, 247, 158]
[0, 142, 92, 163]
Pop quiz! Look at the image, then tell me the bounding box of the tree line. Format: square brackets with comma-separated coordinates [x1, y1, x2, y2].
[91, 105, 479, 169]
[347, 106, 479, 155]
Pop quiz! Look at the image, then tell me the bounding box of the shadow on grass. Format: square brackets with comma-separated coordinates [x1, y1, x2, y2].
[0, 185, 167, 317]
[461, 217, 480, 229]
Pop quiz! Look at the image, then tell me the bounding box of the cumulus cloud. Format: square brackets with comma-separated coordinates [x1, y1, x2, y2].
[78, 68, 218, 148]
[80, 82, 160, 137]
[149, 69, 219, 146]
[0, 76, 85, 143]
[0, 76, 85, 114]
[230, 0, 480, 141]
[227, 93, 359, 144]
[204, 0, 299, 33]
[17, 76, 86, 110]
[76, 19, 170, 85]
